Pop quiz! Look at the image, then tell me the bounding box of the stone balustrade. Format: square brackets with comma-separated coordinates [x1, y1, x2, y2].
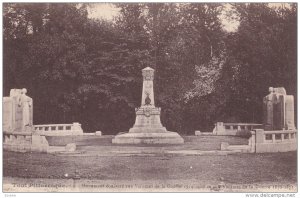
[3, 131, 49, 152]
[3, 131, 32, 146]
[253, 129, 297, 153]
[212, 122, 262, 136]
[34, 122, 83, 136]
[221, 129, 297, 153]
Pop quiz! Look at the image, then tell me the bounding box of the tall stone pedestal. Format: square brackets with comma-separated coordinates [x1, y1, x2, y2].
[112, 67, 184, 144]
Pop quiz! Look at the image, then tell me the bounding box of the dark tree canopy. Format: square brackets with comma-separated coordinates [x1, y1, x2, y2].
[3, 3, 297, 134]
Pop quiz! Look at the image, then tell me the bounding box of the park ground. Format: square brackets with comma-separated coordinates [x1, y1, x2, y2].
[3, 135, 297, 192]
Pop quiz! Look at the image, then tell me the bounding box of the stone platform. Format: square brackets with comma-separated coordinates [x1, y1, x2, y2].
[112, 131, 184, 144]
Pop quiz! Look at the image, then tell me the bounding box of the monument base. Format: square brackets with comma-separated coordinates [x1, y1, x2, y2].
[112, 131, 184, 144]
[3, 133, 49, 153]
[128, 126, 167, 133]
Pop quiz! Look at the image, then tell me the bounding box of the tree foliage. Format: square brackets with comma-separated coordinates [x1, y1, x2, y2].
[3, 3, 297, 134]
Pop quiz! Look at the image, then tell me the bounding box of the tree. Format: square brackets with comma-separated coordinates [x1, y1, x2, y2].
[3, 3, 297, 134]
[214, 3, 297, 124]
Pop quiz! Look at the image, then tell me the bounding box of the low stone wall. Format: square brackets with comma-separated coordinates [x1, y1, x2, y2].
[221, 129, 297, 153]
[254, 129, 297, 153]
[34, 122, 83, 136]
[3, 131, 49, 153]
[213, 122, 262, 136]
[220, 131, 255, 153]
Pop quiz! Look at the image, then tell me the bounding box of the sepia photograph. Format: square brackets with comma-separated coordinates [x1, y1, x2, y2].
[2, 1, 298, 195]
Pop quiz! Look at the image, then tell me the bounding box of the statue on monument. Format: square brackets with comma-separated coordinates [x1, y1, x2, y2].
[263, 87, 296, 130]
[263, 87, 276, 130]
[18, 88, 32, 129]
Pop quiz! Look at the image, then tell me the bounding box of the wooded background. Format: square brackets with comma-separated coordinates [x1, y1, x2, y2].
[3, 3, 297, 134]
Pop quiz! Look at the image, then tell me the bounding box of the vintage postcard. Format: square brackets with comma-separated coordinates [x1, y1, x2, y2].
[2, 2, 297, 195]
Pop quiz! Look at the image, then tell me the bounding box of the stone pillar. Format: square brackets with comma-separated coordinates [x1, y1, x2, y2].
[213, 122, 224, 135]
[255, 129, 265, 144]
[31, 134, 49, 152]
[10, 135, 17, 142]
[272, 94, 284, 130]
[281, 133, 284, 141]
[263, 87, 275, 130]
[4, 135, 10, 143]
[129, 67, 166, 133]
[141, 67, 155, 107]
[285, 95, 296, 130]
[71, 122, 83, 134]
[249, 131, 256, 153]
[272, 134, 276, 143]
[3, 98, 13, 132]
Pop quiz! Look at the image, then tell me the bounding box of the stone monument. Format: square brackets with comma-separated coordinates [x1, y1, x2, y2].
[263, 87, 296, 130]
[3, 88, 33, 133]
[112, 67, 184, 144]
[3, 88, 49, 152]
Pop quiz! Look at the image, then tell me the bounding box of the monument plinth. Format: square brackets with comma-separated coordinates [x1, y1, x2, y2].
[112, 67, 184, 144]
